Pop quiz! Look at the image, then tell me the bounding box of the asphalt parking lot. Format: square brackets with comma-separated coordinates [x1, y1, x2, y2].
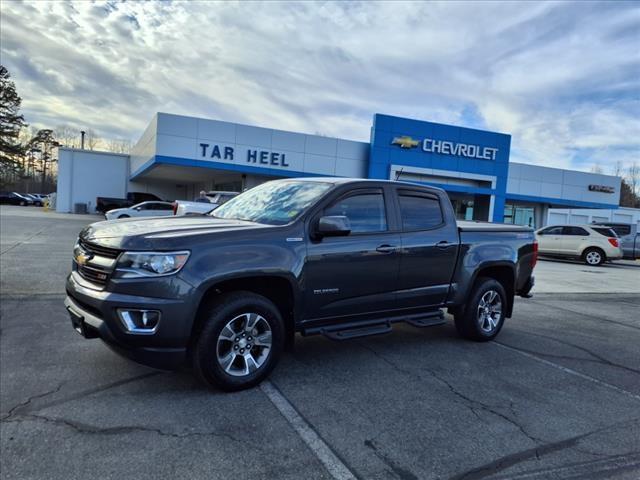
[1, 205, 639, 480]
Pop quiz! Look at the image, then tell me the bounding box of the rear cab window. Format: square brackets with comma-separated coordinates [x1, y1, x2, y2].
[397, 190, 443, 231]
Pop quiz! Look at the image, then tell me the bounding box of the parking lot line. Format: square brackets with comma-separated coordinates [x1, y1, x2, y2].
[495, 342, 640, 402]
[260, 380, 357, 480]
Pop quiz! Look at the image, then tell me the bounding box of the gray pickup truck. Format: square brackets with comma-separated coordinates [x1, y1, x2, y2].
[65, 178, 537, 391]
[594, 222, 639, 260]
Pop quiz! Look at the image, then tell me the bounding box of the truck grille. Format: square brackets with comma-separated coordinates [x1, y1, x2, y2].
[77, 264, 111, 286]
[76, 240, 121, 286]
[79, 240, 120, 259]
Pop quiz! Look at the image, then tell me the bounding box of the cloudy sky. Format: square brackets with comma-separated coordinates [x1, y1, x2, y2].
[1, 0, 638, 171]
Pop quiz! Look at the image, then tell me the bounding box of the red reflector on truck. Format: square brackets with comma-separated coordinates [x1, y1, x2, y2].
[532, 241, 538, 268]
[608, 238, 619, 248]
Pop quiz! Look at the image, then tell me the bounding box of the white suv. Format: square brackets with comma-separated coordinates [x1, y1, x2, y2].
[535, 225, 623, 266]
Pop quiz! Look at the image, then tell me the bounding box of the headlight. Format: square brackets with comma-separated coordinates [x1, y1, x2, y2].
[114, 251, 190, 278]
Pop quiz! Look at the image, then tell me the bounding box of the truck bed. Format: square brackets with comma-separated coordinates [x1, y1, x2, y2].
[457, 221, 533, 233]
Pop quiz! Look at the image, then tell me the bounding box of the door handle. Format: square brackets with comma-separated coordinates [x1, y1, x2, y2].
[436, 241, 454, 249]
[376, 244, 397, 254]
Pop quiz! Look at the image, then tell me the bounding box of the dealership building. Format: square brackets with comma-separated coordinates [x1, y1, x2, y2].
[57, 112, 622, 228]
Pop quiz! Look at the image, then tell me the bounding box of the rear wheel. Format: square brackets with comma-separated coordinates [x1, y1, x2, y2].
[455, 277, 506, 342]
[583, 247, 605, 266]
[192, 292, 284, 391]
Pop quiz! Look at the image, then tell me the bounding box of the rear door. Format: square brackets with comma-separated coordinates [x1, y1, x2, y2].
[303, 187, 401, 320]
[537, 226, 564, 253]
[395, 188, 459, 308]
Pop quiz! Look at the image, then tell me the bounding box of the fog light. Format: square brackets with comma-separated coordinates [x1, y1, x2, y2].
[117, 309, 160, 334]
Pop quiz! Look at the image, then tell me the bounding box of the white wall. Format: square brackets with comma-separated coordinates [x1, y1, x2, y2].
[508, 162, 620, 206]
[56, 148, 129, 213]
[148, 113, 369, 178]
[129, 114, 158, 175]
[547, 207, 640, 227]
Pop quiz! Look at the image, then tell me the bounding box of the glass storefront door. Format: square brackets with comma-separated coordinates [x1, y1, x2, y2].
[504, 204, 535, 227]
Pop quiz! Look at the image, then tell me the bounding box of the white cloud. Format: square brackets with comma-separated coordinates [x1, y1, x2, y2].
[1, 0, 638, 172]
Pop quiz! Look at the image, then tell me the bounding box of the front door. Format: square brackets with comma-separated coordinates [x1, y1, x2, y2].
[303, 188, 400, 322]
[537, 226, 564, 253]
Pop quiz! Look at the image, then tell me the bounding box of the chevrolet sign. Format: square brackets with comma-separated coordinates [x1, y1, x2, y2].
[588, 184, 615, 193]
[391, 135, 499, 160]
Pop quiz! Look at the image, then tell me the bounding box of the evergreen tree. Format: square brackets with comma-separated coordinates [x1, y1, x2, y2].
[0, 65, 28, 180]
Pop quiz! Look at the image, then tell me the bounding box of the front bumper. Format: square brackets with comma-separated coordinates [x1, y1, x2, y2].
[65, 272, 196, 370]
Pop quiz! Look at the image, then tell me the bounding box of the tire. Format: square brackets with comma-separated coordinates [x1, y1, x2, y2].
[19, 201, 25, 206]
[192, 291, 284, 391]
[583, 247, 605, 266]
[118, 214, 130, 219]
[454, 277, 507, 342]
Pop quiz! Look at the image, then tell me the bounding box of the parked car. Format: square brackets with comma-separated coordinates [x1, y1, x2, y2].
[65, 178, 537, 391]
[23, 194, 44, 206]
[105, 201, 175, 220]
[96, 192, 163, 213]
[535, 224, 622, 266]
[0, 192, 31, 205]
[592, 222, 639, 260]
[173, 191, 239, 216]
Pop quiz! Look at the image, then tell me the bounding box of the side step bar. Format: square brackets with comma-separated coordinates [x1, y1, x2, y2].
[309, 309, 446, 341]
[323, 322, 392, 341]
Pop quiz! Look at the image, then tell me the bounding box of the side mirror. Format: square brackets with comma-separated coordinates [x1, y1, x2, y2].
[135, 207, 142, 211]
[317, 215, 351, 237]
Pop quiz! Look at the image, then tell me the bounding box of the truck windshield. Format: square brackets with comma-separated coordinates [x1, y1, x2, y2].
[211, 180, 333, 225]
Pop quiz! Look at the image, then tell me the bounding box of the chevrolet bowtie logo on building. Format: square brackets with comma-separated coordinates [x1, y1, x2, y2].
[391, 136, 420, 149]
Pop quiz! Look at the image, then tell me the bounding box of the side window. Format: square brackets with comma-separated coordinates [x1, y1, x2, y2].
[398, 194, 443, 231]
[540, 226, 563, 235]
[563, 226, 589, 236]
[609, 225, 631, 236]
[157, 203, 173, 211]
[324, 192, 387, 234]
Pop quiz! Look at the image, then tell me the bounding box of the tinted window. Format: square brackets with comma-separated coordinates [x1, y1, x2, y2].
[606, 225, 631, 236]
[540, 226, 563, 235]
[562, 226, 589, 236]
[592, 227, 617, 237]
[399, 194, 443, 230]
[325, 192, 387, 233]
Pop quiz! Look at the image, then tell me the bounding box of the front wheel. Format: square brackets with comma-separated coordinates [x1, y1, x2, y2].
[455, 277, 506, 342]
[583, 247, 605, 266]
[192, 292, 284, 391]
[118, 214, 130, 219]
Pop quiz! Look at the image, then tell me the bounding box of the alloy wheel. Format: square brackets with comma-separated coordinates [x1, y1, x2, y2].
[477, 290, 502, 333]
[216, 313, 272, 377]
[585, 251, 601, 265]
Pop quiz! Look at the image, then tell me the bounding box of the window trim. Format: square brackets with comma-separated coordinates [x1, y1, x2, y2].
[396, 189, 446, 233]
[539, 226, 564, 235]
[562, 226, 590, 236]
[321, 188, 391, 236]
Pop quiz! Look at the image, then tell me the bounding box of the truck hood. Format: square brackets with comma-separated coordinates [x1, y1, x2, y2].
[80, 216, 269, 250]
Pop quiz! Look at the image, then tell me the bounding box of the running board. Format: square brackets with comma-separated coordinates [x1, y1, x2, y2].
[322, 322, 392, 341]
[405, 310, 445, 328]
[310, 309, 445, 341]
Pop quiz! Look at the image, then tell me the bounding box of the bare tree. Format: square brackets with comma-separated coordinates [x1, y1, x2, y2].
[105, 138, 132, 154]
[84, 128, 101, 150]
[55, 125, 80, 148]
[628, 161, 639, 199]
[590, 163, 604, 174]
[611, 160, 624, 178]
